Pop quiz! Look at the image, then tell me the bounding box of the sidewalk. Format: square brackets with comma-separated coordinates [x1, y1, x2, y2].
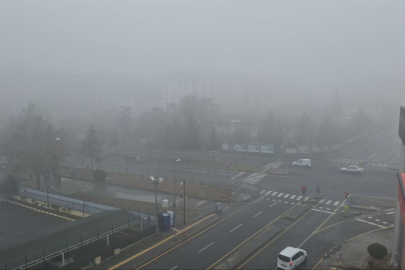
[93, 214, 222, 270]
[318, 228, 394, 269]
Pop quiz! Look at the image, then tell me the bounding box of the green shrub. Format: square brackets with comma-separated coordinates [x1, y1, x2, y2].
[94, 169, 107, 181]
[367, 243, 387, 260]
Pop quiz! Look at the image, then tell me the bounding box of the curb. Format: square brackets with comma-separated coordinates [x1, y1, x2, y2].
[350, 205, 380, 211]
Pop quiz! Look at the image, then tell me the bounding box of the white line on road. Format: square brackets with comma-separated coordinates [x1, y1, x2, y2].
[356, 219, 387, 229]
[333, 201, 340, 206]
[277, 193, 284, 197]
[230, 224, 243, 233]
[311, 208, 334, 214]
[375, 219, 380, 222]
[269, 201, 278, 208]
[199, 242, 215, 253]
[290, 195, 296, 200]
[171, 266, 178, 270]
[384, 208, 395, 212]
[272, 192, 278, 196]
[260, 190, 266, 194]
[325, 200, 332, 205]
[253, 211, 263, 217]
[297, 196, 302, 200]
[372, 163, 376, 166]
[383, 222, 388, 224]
[383, 164, 387, 167]
[284, 194, 290, 198]
[387, 212, 395, 215]
[237, 172, 244, 177]
[266, 190, 272, 196]
[304, 197, 309, 201]
[367, 217, 372, 219]
[319, 199, 325, 204]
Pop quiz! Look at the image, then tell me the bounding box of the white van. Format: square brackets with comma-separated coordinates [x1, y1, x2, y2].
[277, 247, 307, 269]
[292, 159, 311, 167]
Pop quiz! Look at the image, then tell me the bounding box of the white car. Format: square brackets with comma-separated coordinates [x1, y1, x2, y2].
[340, 165, 364, 173]
[292, 159, 311, 167]
[277, 247, 307, 269]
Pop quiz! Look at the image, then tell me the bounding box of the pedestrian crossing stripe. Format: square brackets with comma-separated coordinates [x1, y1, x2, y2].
[258, 190, 341, 207]
[242, 173, 267, 184]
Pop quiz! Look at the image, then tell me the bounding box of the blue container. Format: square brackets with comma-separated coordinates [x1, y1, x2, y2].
[158, 213, 171, 232]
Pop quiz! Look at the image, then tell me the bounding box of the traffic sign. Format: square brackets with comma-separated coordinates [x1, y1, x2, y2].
[345, 200, 349, 206]
[344, 205, 349, 210]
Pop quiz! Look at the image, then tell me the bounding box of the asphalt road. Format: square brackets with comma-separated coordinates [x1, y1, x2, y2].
[101, 131, 400, 270]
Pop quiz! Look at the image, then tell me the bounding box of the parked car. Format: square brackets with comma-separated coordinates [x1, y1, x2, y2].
[277, 247, 307, 269]
[340, 165, 364, 173]
[292, 159, 311, 167]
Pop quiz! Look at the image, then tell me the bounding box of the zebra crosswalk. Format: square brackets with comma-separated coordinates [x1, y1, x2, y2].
[242, 173, 267, 184]
[258, 189, 341, 208]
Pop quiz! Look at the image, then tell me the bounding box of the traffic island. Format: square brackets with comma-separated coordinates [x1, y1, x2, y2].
[214, 226, 282, 270]
[283, 205, 312, 220]
[341, 210, 362, 217]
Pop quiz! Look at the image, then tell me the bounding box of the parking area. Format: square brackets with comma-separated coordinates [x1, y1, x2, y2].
[0, 201, 71, 246]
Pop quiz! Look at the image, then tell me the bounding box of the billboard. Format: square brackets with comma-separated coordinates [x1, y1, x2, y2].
[400, 106, 405, 145]
[260, 144, 274, 153]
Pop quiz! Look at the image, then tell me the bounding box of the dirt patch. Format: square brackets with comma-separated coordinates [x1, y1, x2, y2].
[60, 167, 232, 201]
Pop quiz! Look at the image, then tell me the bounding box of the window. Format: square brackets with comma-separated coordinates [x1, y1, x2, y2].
[292, 253, 299, 261]
[278, 254, 290, 262]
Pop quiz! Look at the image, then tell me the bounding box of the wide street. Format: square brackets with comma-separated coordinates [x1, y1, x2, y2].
[101, 131, 401, 269]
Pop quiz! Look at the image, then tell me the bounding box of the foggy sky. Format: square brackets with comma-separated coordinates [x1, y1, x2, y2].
[1, 0, 404, 85]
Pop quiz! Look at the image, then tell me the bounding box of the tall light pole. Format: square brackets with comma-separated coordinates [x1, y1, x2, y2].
[49, 137, 61, 182]
[47, 185, 53, 204]
[150, 176, 163, 235]
[173, 159, 181, 207]
[181, 181, 186, 225]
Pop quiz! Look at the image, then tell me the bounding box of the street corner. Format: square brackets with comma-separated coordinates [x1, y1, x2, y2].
[317, 228, 394, 270]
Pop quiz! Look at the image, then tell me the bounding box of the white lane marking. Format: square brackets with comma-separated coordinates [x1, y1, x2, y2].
[290, 195, 296, 200]
[253, 211, 263, 218]
[387, 212, 395, 215]
[284, 194, 290, 198]
[284, 201, 288, 204]
[325, 200, 332, 205]
[269, 201, 278, 208]
[383, 164, 387, 167]
[333, 201, 340, 206]
[319, 199, 325, 204]
[230, 224, 243, 233]
[199, 242, 215, 253]
[171, 266, 178, 270]
[319, 207, 323, 209]
[297, 196, 302, 200]
[272, 192, 278, 196]
[266, 190, 272, 196]
[278, 193, 284, 197]
[356, 219, 387, 229]
[372, 163, 376, 166]
[291, 202, 295, 205]
[304, 197, 309, 201]
[375, 219, 380, 222]
[326, 208, 330, 211]
[383, 222, 388, 224]
[260, 190, 266, 194]
[384, 208, 395, 212]
[237, 172, 244, 177]
[311, 208, 334, 214]
[378, 164, 382, 166]
[367, 216, 373, 219]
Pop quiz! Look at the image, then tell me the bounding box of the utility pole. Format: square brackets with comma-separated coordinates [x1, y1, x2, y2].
[173, 159, 181, 208]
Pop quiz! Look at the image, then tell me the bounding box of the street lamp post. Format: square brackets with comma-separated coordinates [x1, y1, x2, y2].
[49, 137, 61, 182]
[231, 120, 240, 144]
[150, 176, 163, 235]
[47, 185, 53, 204]
[181, 181, 186, 225]
[173, 159, 181, 208]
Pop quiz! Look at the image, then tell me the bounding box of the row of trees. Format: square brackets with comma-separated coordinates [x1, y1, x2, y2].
[0, 104, 104, 190]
